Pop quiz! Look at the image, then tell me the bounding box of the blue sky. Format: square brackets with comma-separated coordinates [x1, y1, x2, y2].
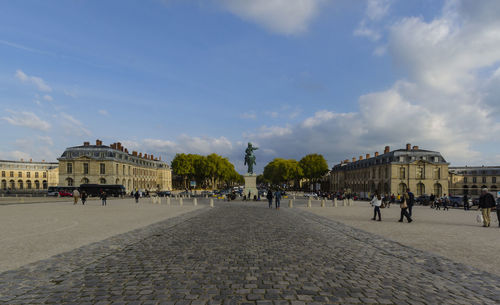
[1, 0, 500, 173]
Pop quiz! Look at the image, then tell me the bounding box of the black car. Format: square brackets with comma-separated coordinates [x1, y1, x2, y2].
[448, 196, 463, 207]
[157, 191, 172, 197]
[416, 195, 431, 205]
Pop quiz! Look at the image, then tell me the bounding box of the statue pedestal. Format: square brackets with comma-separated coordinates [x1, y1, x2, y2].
[243, 174, 258, 199]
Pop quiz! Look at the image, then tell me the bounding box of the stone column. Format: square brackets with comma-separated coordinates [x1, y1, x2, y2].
[179, 197, 183, 206]
[343, 199, 346, 206]
[193, 198, 197, 206]
[321, 199, 325, 207]
[167, 197, 171, 206]
[288, 199, 293, 208]
[307, 198, 312, 208]
[334, 197, 338, 207]
[210, 198, 214, 207]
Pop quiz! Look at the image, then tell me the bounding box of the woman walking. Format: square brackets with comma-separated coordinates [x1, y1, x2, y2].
[100, 191, 107, 206]
[266, 189, 273, 208]
[371, 192, 382, 221]
[81, 191, 87, 205]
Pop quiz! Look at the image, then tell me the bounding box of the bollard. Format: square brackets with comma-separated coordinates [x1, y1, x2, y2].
[167, 197, 171, 206]
[288, 199, 293, 208]
[307, 198, 312, 208]
[321, 199, 325, 207]
[158, 197, 162, 204]
[349, 198, 353, 206]
[193, 198, 198, 206]
[210, 198, 214, 207]
[343, 199, 346, 207]
[179, 197, 183, 206]
[334, 198, 338, 207]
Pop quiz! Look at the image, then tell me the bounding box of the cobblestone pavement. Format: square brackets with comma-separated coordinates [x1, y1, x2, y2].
[1, 202, 500, 304]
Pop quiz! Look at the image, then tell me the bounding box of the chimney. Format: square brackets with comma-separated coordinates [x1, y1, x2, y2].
[159, 156, 162, 161]
[120, 147, 124, 152]
[96, 139, 102, 146]
[413, 145, 419, 150]
[344, 159, 349, 163]
[110, 143, 116, 149]
[359, 155, 363, 160]
[366, 153, 370, 159]
[20, 158, 24, 162]
[132, 151, 138, 156]
[151, 154, 154, 160]
[124, 148, 128, 154]
[83, 141, 90, 146]
[352, 157, 356, 162]
[30, 158, 32, 162]
[42, 160, 45, 162]
[375, 152, 379, 157]
[406, 143, 411, 150]
[139, 153, 143, 158]
[144, 153, 148, 159]
[384, 146, 390, 154]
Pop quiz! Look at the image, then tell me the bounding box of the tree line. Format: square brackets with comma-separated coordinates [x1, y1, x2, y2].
[261, 154, 329, 189]
[171, 153, 243, 189]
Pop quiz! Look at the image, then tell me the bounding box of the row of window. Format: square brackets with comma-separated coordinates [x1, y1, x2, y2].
[1, 171, 47, 178]
[1, 180, 48, 190]
[462, 177, 497, 184]
[66, 151, 159, 167]
[66, 163, 158, 177]
[343, 167, 442, 180]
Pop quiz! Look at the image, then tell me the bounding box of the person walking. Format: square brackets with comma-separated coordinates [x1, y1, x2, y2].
[101, 191, 107, 206]
[73, 189, 80, 205]
[399, 192, 413, 223]
[274, 189, 281, 210]
[371, 192, 382, 221]
[463, 194, 469, 211]
[266, 189, 273, 208]
[496, 197, 500, 227]
[81, 190, 87, 205]
[134, 191, 140, 203]
[389, 193, 395, 208]
[442, 194, 449, 211]
[406, 189, 415, 217]
[478, 188, 495, 227]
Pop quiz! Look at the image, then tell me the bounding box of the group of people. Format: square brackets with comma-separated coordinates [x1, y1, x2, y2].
[71, 189, 106, 206]
[370, 189, 414, 223]
[266, 189, 282, 210]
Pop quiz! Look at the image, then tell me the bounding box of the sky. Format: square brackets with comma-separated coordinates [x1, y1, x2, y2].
[1, 0, 500, 173]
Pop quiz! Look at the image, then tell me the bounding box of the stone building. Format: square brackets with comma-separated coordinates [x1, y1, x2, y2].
[330, 144, 449, 198]
[0, 159, 58, 192]
[449, 166, 499, 196]
[58, 140, 172, 192]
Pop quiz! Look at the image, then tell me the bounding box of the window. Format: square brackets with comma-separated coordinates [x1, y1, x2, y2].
[433, 168, 441, 179]
[116, 164, 119, 174]
[100, 163, 105, 174]
[83, 163, 89, 175]
[18, 172, 22, 178]
[35, 180, 40, 189]
[99, 178, 106, 184]
[493, 177, 497, 183]
[27, 172, 31, 178]
[482, 177, 486, 183]
[26, 180, 31, 189]
[464, 177, 468, 183]
[1, 171, 4, 177]
[123, 165, 125, 175]
[67, 163, 73, 174]
[10, 171, 13, 177]
[473, 177, 477, 183]
[43, 172, 46, 178]
[67, 178, 74, 186]
[400, 167, 406, 179]
[35, 172, 39, 178]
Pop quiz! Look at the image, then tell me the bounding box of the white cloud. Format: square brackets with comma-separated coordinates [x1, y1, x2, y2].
[2, 110, 51, 131]
[43, 95, 53, 102]
[15, 69, 52, 92]
[217, 0, 325, 35]
[373, 45, 387, 56]
[366, 0, 391, 21]
[354, 21, 382, 41]
[354, 0, 392, 42]
[240, 111, 256, 119]
[59, 113, 91, 136]
[98, 109, 108, 116]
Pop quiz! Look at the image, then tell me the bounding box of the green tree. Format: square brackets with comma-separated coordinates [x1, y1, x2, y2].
[299, 154, 329, 188]
[263, 158, 303, 187]
[171, 153, 195, 189]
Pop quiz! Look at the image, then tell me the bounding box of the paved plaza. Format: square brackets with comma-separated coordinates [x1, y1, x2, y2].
[1, 200, 500, 304]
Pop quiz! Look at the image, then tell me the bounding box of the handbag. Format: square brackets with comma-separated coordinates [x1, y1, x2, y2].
[476, 213, 483, 224]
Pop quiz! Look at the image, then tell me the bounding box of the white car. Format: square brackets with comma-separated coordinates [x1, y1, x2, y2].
[304, 193, 317, 197]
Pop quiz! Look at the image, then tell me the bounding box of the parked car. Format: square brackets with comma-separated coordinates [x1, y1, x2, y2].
[157, 191, 172, 197]
[304, 193, 317, 198]
[58, 191, 73, 197]
[448, 196, 463, 207]
[416, 194, 431, 205]
[47, 190, 59, 196]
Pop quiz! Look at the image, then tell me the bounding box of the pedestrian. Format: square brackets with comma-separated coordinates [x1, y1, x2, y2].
[406, 189, 415, 217]
[496, 197, 500, 227]
[371, 192, 382, 221]
[442, 194, 449, 211]
[274, 189, 281, 210]
[81, 190, 87, 205]
[430, 194, 435, 208]
[478, 188, 495, 227]
[390, 193, 395, 208]
[73, 188, 80, 205]
[266, 189, 273, 208]
[435, 198, 441, 210]
[398, 192, 412, 223]
[463, 194, 469, 211]
[101, 191, 107, 206]
[134, 191, 140, 203]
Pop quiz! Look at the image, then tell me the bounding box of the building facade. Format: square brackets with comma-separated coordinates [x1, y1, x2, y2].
[58, 140, 172, 192]
[0, 159, 58, 192]
[449, 166, 499, 196]
[330, 144, 449, 198]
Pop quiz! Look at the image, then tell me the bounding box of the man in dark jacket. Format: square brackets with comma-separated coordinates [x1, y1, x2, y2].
[406, 189, 415, 216]
[478, 188, 496, 227]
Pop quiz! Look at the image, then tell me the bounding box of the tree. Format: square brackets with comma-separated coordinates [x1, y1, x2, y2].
[299, 154, 329, 189]
[171, 153, 195, 189]
[263, 158, 303, 187]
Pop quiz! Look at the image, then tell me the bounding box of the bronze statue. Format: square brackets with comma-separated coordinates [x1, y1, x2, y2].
[244, 142, 258, 174]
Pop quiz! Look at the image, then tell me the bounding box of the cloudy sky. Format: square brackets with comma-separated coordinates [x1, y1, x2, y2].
[1, 0, 500, 173]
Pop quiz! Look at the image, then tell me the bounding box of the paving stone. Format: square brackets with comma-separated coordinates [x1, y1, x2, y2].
[0, 203, 499, 304]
